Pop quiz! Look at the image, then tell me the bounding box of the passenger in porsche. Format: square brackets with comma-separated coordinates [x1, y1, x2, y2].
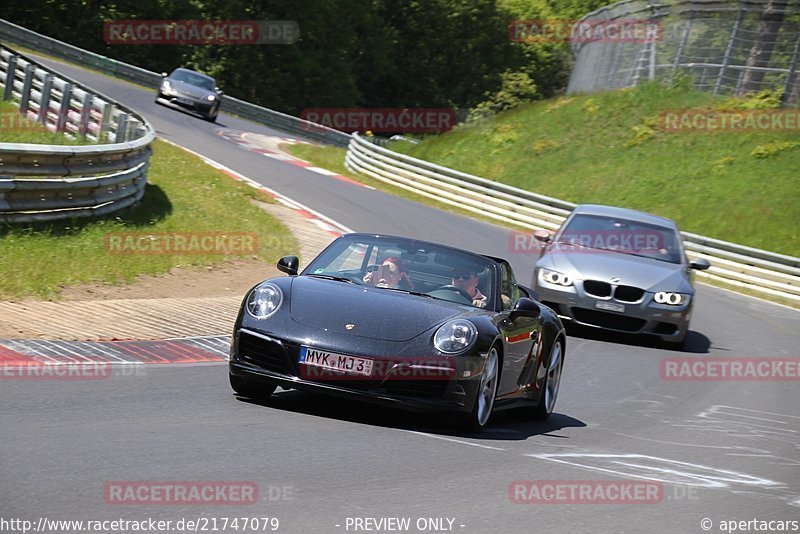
[363, 257, 414, 290]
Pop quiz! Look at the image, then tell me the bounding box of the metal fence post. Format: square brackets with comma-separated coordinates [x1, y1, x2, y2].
[783, 31, 800, 104]
[19, 62, 34, 113]
[715, 0, 745, 94]
[99, 102, 114, 141]
[78, 92, 92, 137]
[56, 82, 72, 132]
[38, 72, 53, 124]
[116, 113, 129, 143]
[2, 54, 17, 100]
[672, 9, 695, 78]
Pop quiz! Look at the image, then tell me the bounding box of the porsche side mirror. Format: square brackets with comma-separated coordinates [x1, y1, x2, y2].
[533, 229, 553, 243]
[216, 88, 224, 95]
[517, 284, 540, 302]
[277, 255, 299, 276]
[689, 257, 710, 271]
[510, 297, 541, 320]
[161, 72, 168, 78]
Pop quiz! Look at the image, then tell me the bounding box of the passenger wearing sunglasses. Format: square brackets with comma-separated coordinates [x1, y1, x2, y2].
[451, 269, 488, 308]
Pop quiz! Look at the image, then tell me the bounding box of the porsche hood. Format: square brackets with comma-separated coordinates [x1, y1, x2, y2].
[287, 276, 471, 341]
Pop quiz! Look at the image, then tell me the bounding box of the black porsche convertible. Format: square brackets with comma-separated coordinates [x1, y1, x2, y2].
[229, 233, 566, 431]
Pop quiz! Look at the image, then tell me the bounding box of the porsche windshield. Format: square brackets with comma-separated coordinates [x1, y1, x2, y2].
[303, 236, 495, 308]
[557, 214, 683, 264]
[170, 69, 215, 90]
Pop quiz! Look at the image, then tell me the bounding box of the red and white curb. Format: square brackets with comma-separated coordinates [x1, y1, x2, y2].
[0, 336, 230, 368]
[218, 129, 374, 189]
[160, 137, 354, 238]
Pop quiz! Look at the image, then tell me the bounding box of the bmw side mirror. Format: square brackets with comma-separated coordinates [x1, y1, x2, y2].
[689, 258, 710, 271]
[533, 229, 553, 243]
[510, 297, 540, 320]
[277, 255, 299, 276]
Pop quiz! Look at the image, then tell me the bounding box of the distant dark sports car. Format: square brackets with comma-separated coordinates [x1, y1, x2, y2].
[229, 233, 567, 431]
[532, 204, 710, 347]
[155, 67, 222, 122]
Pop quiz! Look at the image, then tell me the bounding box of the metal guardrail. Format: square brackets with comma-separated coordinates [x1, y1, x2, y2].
[0, 44, 154, 223]
[0, 18, 351, 147]
[345, 133, 800, 304]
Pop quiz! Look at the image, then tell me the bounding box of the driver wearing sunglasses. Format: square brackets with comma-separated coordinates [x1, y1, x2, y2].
[451, 269, 488, 308]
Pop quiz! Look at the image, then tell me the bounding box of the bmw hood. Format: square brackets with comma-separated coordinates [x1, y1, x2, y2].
[539, 250, 692, 292]
[288, 276, 468, 341]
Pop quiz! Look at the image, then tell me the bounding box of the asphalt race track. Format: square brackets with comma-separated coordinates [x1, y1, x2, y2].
[2, 54, 799, 534]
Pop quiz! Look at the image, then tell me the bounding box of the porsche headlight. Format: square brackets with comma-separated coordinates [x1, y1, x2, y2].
[434, 319, 477, 354]
[654, 292, 690, 306]
[246, 283, 283, 318]
[162, 80, 172, 92]
[540, 268, 573, 287]
[207, 94, 216, 101]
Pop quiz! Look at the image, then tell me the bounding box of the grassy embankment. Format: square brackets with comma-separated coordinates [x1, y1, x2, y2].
[0, 102, 297, 299]
[286, 83, 799, 258]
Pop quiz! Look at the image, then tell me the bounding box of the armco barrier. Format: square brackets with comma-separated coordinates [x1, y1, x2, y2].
[0, 18, 351, 147]
[0, 44, 153, 223]
[345, 133, 800, 304]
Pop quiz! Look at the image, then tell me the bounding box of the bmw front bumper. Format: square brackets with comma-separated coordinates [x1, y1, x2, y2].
[534, 277, 691, 342]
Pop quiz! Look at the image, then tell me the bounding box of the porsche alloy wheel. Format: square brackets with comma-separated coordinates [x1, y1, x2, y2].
[533, 338, 563, 420]
[205, 103, 219, 122]
[464, 346, 499, 432]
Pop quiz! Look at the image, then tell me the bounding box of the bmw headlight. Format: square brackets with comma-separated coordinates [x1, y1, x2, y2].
[539, 268, 573, 287]
[246, 283, 283, 318]
[654, 292, 690, 306]
[434, 319, 477, 354]
[207, 94, 216, 101]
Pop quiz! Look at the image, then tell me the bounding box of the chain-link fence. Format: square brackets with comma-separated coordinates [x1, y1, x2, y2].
[567, 0, 800, 104]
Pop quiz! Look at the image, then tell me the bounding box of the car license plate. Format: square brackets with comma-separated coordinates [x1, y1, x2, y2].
[298, 346, 373, 376]
[596, 300, 625, 313]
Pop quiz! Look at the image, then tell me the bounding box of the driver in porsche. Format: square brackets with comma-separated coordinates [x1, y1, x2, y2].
[451, 269, 488, 308]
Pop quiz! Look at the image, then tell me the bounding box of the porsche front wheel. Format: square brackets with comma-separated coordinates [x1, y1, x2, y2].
[532, 338, 563, 420]
[229, 374, 276, 400]
[462, 346, 500, 432]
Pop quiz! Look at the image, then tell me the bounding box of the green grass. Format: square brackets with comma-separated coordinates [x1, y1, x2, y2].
[392, 83, 800, 257]
[285, 84, 799, 257]
[0, 101, 91, 145]
[0, 139, 297, 299]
